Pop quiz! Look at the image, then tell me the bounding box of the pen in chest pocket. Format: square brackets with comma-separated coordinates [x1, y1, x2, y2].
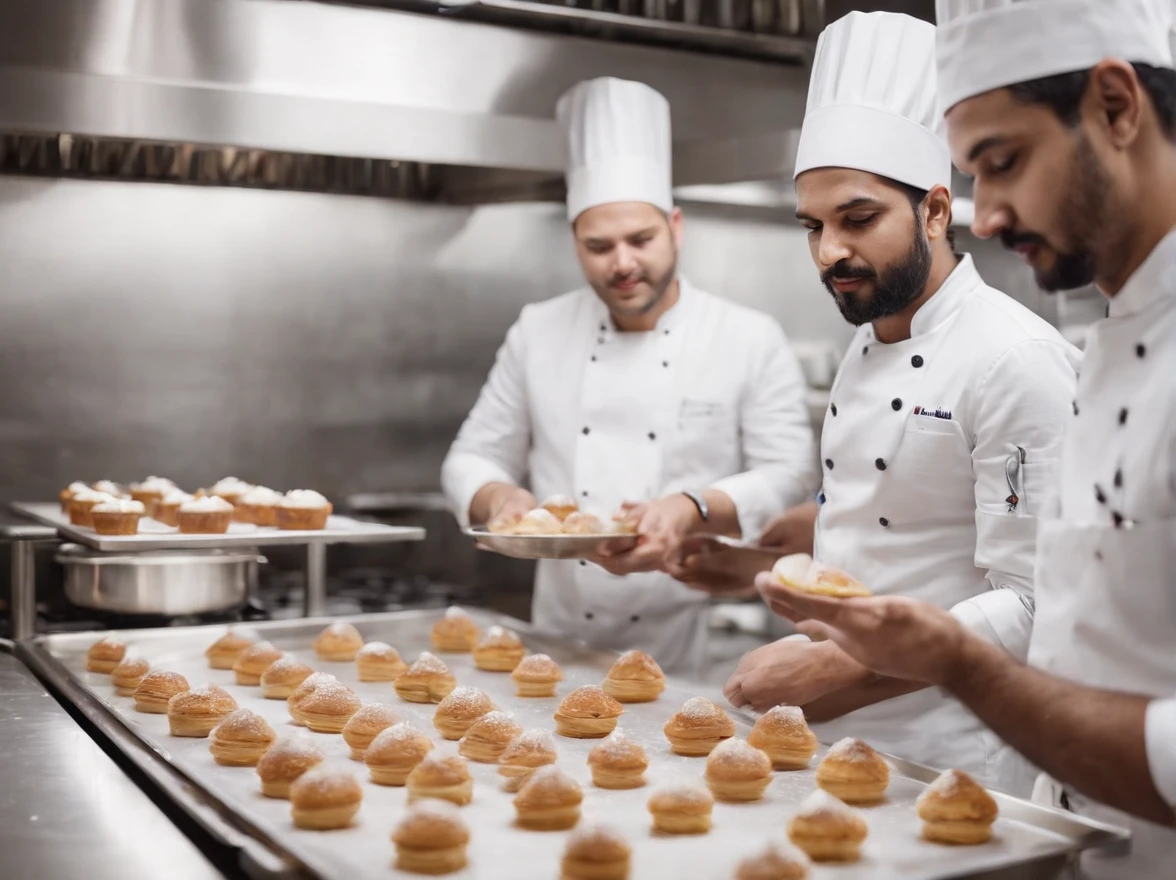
[1005, 446, 1027, 514]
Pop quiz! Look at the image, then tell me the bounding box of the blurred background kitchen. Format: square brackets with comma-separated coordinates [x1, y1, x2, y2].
[0, 0, 1103, 675]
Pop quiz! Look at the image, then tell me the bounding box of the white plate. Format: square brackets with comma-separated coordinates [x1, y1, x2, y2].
[464, 527, 638, 560]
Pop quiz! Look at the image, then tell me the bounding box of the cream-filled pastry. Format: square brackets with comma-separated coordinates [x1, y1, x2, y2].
[540, 494, 579, 521]
[512, 653, 563, 698]
[232, 640, 283, 686]
[86, 636, 126, 674]
[90, 499, 145, 535]
[705, 738, 774, 803]
[260, 655, 314, 700]
[365, 722, 434, 786]
[587, 728, 648, 790]
[498, 729, 558, 793]
[787, 790, 868, 863]
[511, 508, 563, 535]
[916, 769, 999, 845]
[285, 671, 337, 723]
[133, 671, 189, 714]
[209, 708, 277, 766]
[110, 656, 150, 696]
[289, 766, 362, 830]
[394, 652, 457, 703]
[554, 685, 623, 738]
[647, 781, 715, 835]
[341, 703, 399, 760]
[771, 553, 871, 598]
[663, 697, 735, 756]
[313, 621, 364, 662]
[176, 495, 234, 534]
[472, 625, 525, 672]
[407, 754, 474, 806]
[815, 738, 890, 805]
[167, 684, 238, 737]
[257, 734, 325, 798]
[602, 649, 665, 703]
[392, 799, 470, 876]
[747, 706, 818, 770]
[513, 765, 582, 831]
[355, 640, 407, 682]
[734, 841, 812, 880]
[236, 485, 283, 526]
[433, 687, 496, 741]
[458, 711, 522, 764]
[292, 680, 361, 733]
[561, 823, 631, 880]
[204, 628, 256, 670]
[275, 489, 333, 531]
[430, 606, 480, 653]
[561, 511, 606, 535]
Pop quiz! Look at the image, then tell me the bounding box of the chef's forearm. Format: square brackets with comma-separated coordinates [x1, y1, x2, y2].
[944, 635, 1175, 825]
[700, 489, 741, 537]
[802, 676, 928, 723]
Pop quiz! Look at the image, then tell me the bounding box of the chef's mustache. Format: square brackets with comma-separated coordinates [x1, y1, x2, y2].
[820, 260, 875, 286]
[999, 229, 1051, 251]
[609, 272, 647, 287]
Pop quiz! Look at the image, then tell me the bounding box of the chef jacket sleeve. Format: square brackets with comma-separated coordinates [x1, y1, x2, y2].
[708, 319, 818, 540]
[441, 318, 532, 527]
[1145, 693, 1176, 808]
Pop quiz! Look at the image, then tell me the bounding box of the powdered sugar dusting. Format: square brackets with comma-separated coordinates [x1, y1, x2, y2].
[566, 822, 629, 853]
[213, 708, 275, 741]
[514, 654, 559, 676]
[324, 621, 361, 639]
[300, 681, 361, 713]
[650, 780, 714, 808]
[263, 734, 323, 763]
[590, 728, 647, 763]
[444, 606, 471, 621]
[93, 636, 125, 651]
[264, 656, 312, 677]
[290, 765, 362, 799]
[346, 703, 399, 728]
[760, 705, 807, 729]
[357, 641, 399, 659]
[709, 737, 769, 767]
[679, 697, 722, 720]
[826, 737, 881, 764]
[924, 768, 979, 799]
[437, 686, 494, 716]
[502, 728, 556, 759]
[477, 626, 521, 649]
[369, 722, 431, 753]
[517, 764, 581, 801]
[407, 652, 450, 675]
[239, 640, 280, 661]
[462, 711, 519, 739]
[113, 656, 150, 677]
[796, 788, 860, 820]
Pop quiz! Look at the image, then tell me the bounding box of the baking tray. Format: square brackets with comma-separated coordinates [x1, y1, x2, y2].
[23, 610, 1129, 880]
[464, 526, 637, 560]
[13, 502, 425, 552]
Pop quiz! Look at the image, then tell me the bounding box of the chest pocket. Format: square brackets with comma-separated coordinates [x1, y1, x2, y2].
[667, 398, 739, 483]
[878, 416, 974, 526]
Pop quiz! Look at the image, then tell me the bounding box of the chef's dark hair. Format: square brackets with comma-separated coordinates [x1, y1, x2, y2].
[894, 181, 958, 253]
[1008, 63, 1176, 141]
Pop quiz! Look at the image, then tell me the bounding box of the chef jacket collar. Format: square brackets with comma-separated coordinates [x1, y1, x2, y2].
[1106, 225, 1176, 319]
[865, 252, 979, 342]
[593, 274, 694, 334]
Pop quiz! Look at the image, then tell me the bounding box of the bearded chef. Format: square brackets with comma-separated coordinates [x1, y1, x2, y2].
[441, 77, 817, 677]
[758, 0, 1176, 875]
[703, 11, 1081, 792]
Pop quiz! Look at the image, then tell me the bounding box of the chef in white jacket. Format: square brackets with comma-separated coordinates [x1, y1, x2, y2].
[717, 11, 1080, 792]
[757, 2, 1176, 876]
[441, 77, 817, 677]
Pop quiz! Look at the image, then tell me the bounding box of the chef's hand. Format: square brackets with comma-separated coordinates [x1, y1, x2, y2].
[472, 483, 537, 530]
[664, 537, 765, 598]
[722, 636, 868, 712]
[755, 573, 966, 687]
[759, 500, 819, 556]
[591, 495, 701, 575]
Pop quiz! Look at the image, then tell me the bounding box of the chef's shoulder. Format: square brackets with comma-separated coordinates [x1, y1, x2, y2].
[512, 286, 602, 340]
[957, 281, 1081, 373]
[686, 287, 795, 352]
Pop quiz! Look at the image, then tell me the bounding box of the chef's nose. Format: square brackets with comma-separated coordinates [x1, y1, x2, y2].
[612, 244, 639, 275]
[816, 229, 852, 271]
[970, 184, 1013, 240]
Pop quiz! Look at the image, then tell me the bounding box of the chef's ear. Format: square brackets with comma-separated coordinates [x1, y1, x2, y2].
[922, 185, 952, 247]
[667, 206, 684, 250]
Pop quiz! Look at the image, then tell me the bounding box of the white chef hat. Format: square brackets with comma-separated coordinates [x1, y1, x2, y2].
[556, 77, 673, 222]
[937, 0, 1176, 113]
[794, 11, 951, 193]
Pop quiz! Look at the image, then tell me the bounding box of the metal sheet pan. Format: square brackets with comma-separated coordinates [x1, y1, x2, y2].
[464, 526, 637, 560]
[25, 610, 1128, 880]
[13, 502, 425, 552]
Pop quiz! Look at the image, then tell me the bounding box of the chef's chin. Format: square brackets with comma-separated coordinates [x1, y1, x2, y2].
[1030, 248, 1096, 293]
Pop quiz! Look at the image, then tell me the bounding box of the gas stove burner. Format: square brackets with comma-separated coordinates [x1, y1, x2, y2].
[255, 567, 477, 617]
[34, 598, 267, 634]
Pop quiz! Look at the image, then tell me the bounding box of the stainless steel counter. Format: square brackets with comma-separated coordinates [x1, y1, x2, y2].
[0, 641, 225, 880]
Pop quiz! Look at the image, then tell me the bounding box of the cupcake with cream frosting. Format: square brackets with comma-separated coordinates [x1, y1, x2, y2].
[92, 480, 130, 499]
[238, 486, 284, 527]
[90, 499, 146, 535]
[276, 490, 333, 531]
[177, 495, 234, 534]
[154, 489, 195, 527]
[60, 481, 90, 512]
[207, 477, 254, 506]
[69, 488, 118, 527]
[130, 476, 178, 515]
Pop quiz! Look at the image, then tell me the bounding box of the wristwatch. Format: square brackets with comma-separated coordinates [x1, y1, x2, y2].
[682, 490, 709, 523]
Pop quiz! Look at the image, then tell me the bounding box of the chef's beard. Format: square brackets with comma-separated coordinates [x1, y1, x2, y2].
[822, 229, 932, 326]
[593, 256, 678, 318]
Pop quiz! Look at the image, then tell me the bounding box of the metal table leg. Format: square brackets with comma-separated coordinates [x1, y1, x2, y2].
[2, 524, 59, 640]
[304, 542, 327, 618]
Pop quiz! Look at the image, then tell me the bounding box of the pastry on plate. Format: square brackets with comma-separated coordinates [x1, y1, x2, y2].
[356, 641, 407, 681]
[204, 627, 256, 670]
[130, 476, 177, 515]
[209, 708, 277, 766]
[90, 499, 146, 535]
[513, 765, 582, 831]
[154, 489, 194, 527]
[647, 781, 715, 835]
[554, 685, 624, 738]
[472, 625, 525, 672]
[60, 481, 89, 512]
[734, 841, 812, 880]
[91, 480, 129, 498]
[512, 653, 563, 698]
[562, 511, 606, 535]
[498, 729, 558, 793]
[257, 734, 325, 798]
[111, 656, 150, 696]
[365, 722, 434, 786]
[289, 766, 363, 830]
[394, 652, 457, 704]
[787, 789, 868, 863]
[275, 489, 333, 531]
[167, 684, 238, 737]
[748, 706, 818, 771]
[313, 621, 364, 662]
[916, 768, 999, 845]
[392, 799, 470, 876]
[407, 754, 475, 806]
[341, 703, 399, 760]
[815, 738, 890, 805]
[561, 823, 631, 880]
[236, 485, 283, 526]
[133, 671, 189, 713]
[771, 553, 871, 599]
[86, 635, 127, 673]
[433, 687, 496, 741]
[232, 640, 283, 686]
[176, 495, 234, 534]
[260, 655, 314, 699]
[663, 697, 735, 756]
[602, 649, 665, 703]
[292, 680, 361, 733]
[511, 508, 563, 535]
[286, 671, 337, 723]
[69, 488, 118, 528]
[705, 738, 773, 803]
[458, 711, 522, 764]
[541, 494, 579, 521]
[207, 477, 254, 506]
[587, 728, 648, 790]
[430, 606, 480, 653]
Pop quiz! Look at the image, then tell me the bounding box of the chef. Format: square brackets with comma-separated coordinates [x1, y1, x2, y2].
[758, 0, 1176, 875]
[441, 77, 817, 677]
[711, 11, 1080, 792]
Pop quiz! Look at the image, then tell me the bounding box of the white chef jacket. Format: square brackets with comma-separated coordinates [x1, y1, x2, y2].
[1146, 693, 1176, 808]
[812, 255, 1080, 793]
[1028, 227, 1176, 879]
[442, 279, 817, 676]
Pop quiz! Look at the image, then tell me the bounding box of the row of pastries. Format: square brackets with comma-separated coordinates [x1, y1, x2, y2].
[84, 611, 998, 876]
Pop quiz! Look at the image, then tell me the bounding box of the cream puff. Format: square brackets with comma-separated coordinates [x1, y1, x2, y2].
[133, 671, 189, 713]
[59, 481, 89, 512]
[458, 711, 522, 763]
[472, 625, 526, 672]
[209, 708, 277, 766]
[341, 703, 399, 760]
[647, 782, 715, 835]
[260, 655, 314, 699]
[257, 734, 325, 798]
[286, 671, 337, 723]
[154, 489, 194, 528]
[554, 685, 623, 738]
[747, 706, 819, 771]
[110, 656, 150, 696]
[69, 488, 118, 528]
[561, 823, 631, 880]
[90, 499, 146, 535]
[394, 652, 457, 703]
[275, 489, 333, 531]
[916, 768, 999, 845]
[86, 635, 126, 673]
[91, 480, 128, 498]
[498, 728, 558, 793]
[313, 621, 364, 662]
[541, 494, 579, 521]
[207, 476, 254, 506]
[430, 606, 480, 653]
[129, 476, 176, 515]
[787, 790, 868, 863]
[735, 841, 812, 880]
[356, 640, 408, 681]
[232, 640, 283, 686]
[561, 511, 606, 535]
[512, 653, 563, 697]
[289, 766, 362, 830]
[513, 765, 582, 831]
[587, 728, 649, 789]
[511, 508, 563, 535]
[236, 485, 283, 526]
[771, 553, 871, 599]
[167, 684, 238, 737]
[205, 628, 256, 670]
[433, 687, 496, 741]
[705, 738, 774, 803]
[291, 680, 361, 733]
[407, 754, 475, 807]
[602, 649, 666, 703]
[815, 738, 890, 805]
[663, 697, 735, 756]
[176, 495, 234, 534]
[392, 799, 470, 876]
[365, 723, 434, 786]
